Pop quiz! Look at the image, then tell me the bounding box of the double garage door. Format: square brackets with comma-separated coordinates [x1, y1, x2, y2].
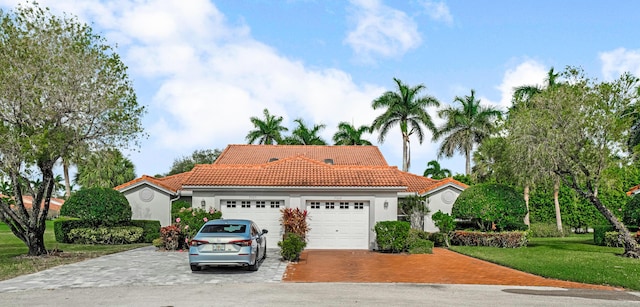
[221, 199, 370, 249]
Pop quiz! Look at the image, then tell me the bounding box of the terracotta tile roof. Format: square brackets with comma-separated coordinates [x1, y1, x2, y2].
[114, 172, 192, 193]
[184, 155, 405, 187]
[627, 184, 640, 196]
[214, 144, 389, 166]
[0, 194, 65, 211]
[397, 171, 468, 194]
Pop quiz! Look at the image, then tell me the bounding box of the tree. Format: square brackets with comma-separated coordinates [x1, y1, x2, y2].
[423, 160, 451, 179]
[0, 4, 145, 255]
[398, 194, 430, 230]
[452, 183, 527, 231]
[246, 108, 288, 145]
[332, 122, 372, 145]
[372, 78, 440, 172]
[74, 149, 136, 188]
[281, 119, 327, 145]
[506, 67, 640, 257]
[434, 89, 502, 175]
[166, 148, 221, 176]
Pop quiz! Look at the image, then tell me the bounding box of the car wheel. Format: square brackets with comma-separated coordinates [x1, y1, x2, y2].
[190, 264, 201, 272]
[262, 239, 267, 260]
[247, 249, 259, 271]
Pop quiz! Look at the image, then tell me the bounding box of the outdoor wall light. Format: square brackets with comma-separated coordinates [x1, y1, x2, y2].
[384, 200, 389, 209]
[200, 200, 206, 209]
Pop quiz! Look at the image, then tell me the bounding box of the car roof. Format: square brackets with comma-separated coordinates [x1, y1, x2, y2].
[204, 219, 253, 225]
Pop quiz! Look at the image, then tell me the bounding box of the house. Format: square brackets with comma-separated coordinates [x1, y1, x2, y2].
[116, 145, 467, 249]
[628, 184, 640, 196]
[0, 194, 65, 219]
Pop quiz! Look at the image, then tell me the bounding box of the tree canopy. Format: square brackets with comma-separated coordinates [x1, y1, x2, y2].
[166, 149, 221, 176]
[74, 149, 136, 189]
[0, 3, 145, 255]
[246, 108, 288, 145]
[332, 122, 372, 145]
[281, 119, 327, 145]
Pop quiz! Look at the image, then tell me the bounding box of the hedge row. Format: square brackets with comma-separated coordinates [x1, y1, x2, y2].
[68, 226, 143, 244]
[450, 230, 528, 248]
[374, 221, 433, 254]
[54, 218, 160, 244]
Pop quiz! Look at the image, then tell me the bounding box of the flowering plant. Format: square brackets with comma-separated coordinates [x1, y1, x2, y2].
[172, 206, 223, 248]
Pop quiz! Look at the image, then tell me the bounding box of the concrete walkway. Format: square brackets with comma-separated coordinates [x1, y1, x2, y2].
[0, 246, 287, 293]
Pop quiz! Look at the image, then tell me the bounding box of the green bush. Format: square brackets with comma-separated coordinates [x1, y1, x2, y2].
[129, 220, 161, 243]
[171, 200, 191, 215]
[173, 207, 222, 241]
[593, 225, 615, 245]
[452, 183, 527, 232]
[429, 232, 447, 247]
[408, 239, 434, 254]
[374, 221, 410, 253]
[278, 232, 306, 261]
[67, 226, 143, 244]
[624, 194, 640, 227]
[529, 223, 571, 238]
[603, 231, 624, 247]
[53, 217, 90, 243]
[450, 230, 528, 248]
[60, 187, 131, 226]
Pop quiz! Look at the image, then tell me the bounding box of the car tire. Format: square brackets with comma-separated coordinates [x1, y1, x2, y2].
[247, 249, 259, 271]
[190, 264, 201, 272]
[262, 240, 267, 260]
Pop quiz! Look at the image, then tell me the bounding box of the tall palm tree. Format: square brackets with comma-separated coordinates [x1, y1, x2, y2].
[246, 108, 289, 145]
[435, 89, 501, 175]
[332, 122, 372, 145]
[282, 119, 327, 145]
[423, 160, 452, 179]
[371, 78, 440, 172]
[74, 149, 136, 188]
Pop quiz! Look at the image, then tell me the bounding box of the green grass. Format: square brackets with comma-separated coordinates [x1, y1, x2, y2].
[450, 234, 640, 290]
[0, 221, 148, 281]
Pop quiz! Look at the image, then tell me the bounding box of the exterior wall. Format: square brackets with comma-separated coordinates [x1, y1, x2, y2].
[123, 185, 172, 227]
[423, 186, 462, 232]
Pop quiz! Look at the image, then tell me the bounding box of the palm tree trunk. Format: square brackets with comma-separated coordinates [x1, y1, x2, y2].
[523, 184, 530, 227]
[63, 159, 71, 198]
[402, 134, 410, 172]
[465, 148, 471, 175]
[554, 176, 563, 234]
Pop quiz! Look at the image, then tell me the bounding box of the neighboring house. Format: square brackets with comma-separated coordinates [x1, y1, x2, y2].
[628, 184, 640, 196]
[116, 145, 467, 250]
[1, 195, 65, 219]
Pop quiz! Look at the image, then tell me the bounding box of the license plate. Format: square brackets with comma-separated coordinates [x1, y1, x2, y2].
[212, 244, 225, 252]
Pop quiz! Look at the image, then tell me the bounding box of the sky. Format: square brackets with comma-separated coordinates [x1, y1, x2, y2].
[2, 0, 640, 179]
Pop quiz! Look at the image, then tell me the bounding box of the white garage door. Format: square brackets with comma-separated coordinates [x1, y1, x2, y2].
[306, 201, 370, 249]
[221, 200, 283, 248]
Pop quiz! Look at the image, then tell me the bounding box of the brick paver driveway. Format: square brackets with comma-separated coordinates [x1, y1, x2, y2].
[283, 248, 620, 290]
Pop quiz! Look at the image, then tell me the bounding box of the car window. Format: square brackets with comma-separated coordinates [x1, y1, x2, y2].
[201, 224, 247, 234]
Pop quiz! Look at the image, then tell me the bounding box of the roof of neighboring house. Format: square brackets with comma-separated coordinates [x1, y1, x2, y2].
[114, 172, 192, 194]
[184, 155, 405, 187]
[0, 195, 65, 211]
[398, 171, 468, 194]
[627, 184, 640, 196]
[214, 144, 389, 166]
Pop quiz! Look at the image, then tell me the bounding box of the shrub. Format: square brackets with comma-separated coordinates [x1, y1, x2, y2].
[593, 225, 615, 245]
[67, 226, 143, 244]
[604, 231, 624, 247]
[173, 207, 222, 242]
[429, 232, 447, 247]
[129, 220, 161, 243]
[60, 187, 131, 226]
[159, 225, 182, 250]
[450, 230, 528, 248]
[452, 183, 527, 232]
[529, 223, 571, 238]
[374, 221, 410, 253]
[432, 210, 455, 247]
[53, 217, 90, 243]
[171, 200, 191, 216]
[278, 232, 306, 261]
[280, 208, 309, 239]
[408, 239, 434, 254]
[624, 194, 640, 227]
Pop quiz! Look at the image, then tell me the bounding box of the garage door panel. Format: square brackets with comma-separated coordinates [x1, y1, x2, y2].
[221, 200, 283, 249]
[306, 201, 369, 249]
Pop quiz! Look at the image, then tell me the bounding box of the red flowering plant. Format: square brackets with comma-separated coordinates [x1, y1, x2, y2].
[159, 225, 181, 250]
[173, 206, 222, 248]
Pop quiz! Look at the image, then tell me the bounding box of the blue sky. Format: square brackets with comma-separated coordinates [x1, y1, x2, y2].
[2, 0, 640, 179]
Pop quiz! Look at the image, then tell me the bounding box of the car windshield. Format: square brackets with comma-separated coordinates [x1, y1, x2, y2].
[201, 224, 247, 234]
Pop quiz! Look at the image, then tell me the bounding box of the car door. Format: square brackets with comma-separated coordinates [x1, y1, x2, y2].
[252, 223, 266, 257]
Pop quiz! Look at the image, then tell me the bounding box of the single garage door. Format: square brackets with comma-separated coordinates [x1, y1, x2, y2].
[306, 201, 370, 249]
[221, 200, 283, 248]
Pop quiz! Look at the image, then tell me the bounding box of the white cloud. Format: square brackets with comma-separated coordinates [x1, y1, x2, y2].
[600, 48, 640, 80]
[420, 0, 453, 25]
[344, 0, 422, 63]
[494, 60, 548, 110]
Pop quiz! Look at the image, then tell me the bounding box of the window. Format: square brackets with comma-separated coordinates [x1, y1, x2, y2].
[354, 202, 364, 210]
[309, 201, 321, 209]
[339, 202, 349, 209]
[241, 201, 251, 208]
[201, 224, 246, 233]
[325, 202, 335, 209]
[256, 201, 266, 208]
[270, 201, 281, 208]
[225, 200, 236, 208]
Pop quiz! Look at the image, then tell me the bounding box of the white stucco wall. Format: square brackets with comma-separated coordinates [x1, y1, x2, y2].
[423, 186, 462, 232]
[123, 185, 172, 227]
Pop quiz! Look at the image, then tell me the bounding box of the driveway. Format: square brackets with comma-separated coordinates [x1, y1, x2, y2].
[283, 248, 621, 290]
[0, 246, 286, 293]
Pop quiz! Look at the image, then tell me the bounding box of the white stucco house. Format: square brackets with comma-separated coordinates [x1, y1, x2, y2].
[115, 145, 467, 250]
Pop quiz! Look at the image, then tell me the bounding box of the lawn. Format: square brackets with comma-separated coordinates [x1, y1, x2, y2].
[450, 234, 640, 290]
[0, 221, 148, 281]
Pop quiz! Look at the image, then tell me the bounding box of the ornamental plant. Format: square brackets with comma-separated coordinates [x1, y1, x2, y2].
[159, 225, 181, 250]
[173, 206, 222, 246]
[280, 208, 309, 239]
[452, 183, 527, 232]
[432, 210, 455, 247]
[60, 187, 131, 226]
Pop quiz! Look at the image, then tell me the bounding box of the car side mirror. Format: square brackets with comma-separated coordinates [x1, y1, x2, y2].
[262, 229, 269, 234]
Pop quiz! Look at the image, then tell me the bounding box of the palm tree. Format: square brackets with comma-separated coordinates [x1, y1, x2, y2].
[282, 119, 327, 145]
[75, 149, 136, 188]
[371, 78, 440, 172]
[246, 108, 289, 145]
[332, 122, 372, 145]
[423, 160, 452, 179]
[434, 89, 501, 175]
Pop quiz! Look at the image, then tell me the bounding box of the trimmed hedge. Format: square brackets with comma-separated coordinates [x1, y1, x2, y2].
[54, 217, 91, 243]
[529, 223, 571, 238]
[67, 226, 143, 244]
[604, 231, 624, 247]
[129, 220, 161, 243]
[450, 230, 528, 248]
[408, 238, 434, 254]
[60, 187, 131, 226]
[593, 225, 615, 245]
[452, 183, 527, 232]
[374, 221, 410, 253]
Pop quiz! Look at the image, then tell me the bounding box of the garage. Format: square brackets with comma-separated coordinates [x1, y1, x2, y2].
[305, 201, 370, 249]
[220, 199, 284, 248]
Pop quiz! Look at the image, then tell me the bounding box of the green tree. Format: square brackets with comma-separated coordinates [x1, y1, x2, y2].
[371, 78, 440, 172]
[434, 89, 502, 175]
[246, 108, 288, 145]
[74, 149, 136, 188]
[423, 160, 451, 179]
[452, 183, 527, 231]
[166, 148, 221, 176]
[0, 4, 145, 255]
[332, 122, 372, 145]
[282, 119, 327, 145]
[398, 194, 430, 230]
[506, 67, 640, 257]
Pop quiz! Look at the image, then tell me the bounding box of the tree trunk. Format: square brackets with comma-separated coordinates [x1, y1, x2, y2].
[402, 133, 410, 172]
[523, 185, 530, 227]
[26, 230, 47, 256]
[588, 194, 639, 258]
[465, 148, 471, 175]
[63, 158, 71, 198]
[554, 176, 563, 234]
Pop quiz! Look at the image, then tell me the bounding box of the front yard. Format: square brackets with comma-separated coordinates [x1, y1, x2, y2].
[451, 234, 640, 290]
[0, 221, 147, 281]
